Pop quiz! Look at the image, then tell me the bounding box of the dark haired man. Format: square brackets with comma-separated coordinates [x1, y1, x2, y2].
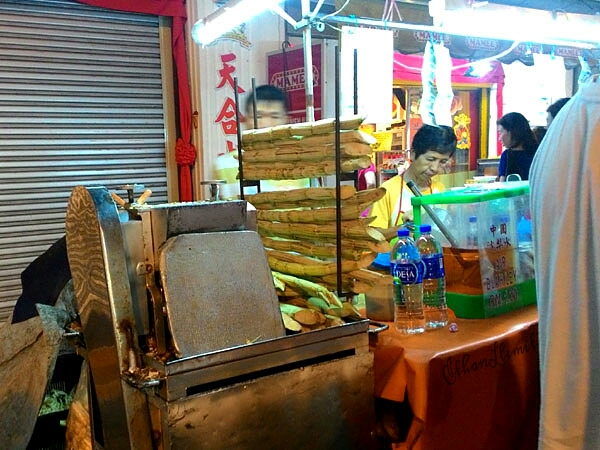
[245, 84, 290, 129]
[243, 84, 309, 191]
[369, 124, 457, 239]
[546, 97, 570, 127]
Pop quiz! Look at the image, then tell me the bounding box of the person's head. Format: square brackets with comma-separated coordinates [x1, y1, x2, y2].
[245, 85, 289, 129]
[497, 112, 537, 152]
[408, 124, 457, 185]
[546, 97, 570, 126]
[532, 126, 547, 145]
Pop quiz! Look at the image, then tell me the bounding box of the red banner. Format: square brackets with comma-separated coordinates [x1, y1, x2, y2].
[268, 44, 322, 123]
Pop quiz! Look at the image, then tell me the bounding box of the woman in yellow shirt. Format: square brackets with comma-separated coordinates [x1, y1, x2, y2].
[369, 124, 457, 239]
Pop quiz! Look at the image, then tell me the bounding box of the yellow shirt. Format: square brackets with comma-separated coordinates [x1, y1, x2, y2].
[369, 174, 445, 228]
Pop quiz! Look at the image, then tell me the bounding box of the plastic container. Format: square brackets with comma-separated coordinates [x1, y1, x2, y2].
[365, 252, 394, 322]
[411, 181, 536, 318]
[214, 151, 240, 200]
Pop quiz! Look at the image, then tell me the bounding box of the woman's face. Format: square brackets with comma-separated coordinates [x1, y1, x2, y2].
[411, 150, 451, 185]
[498, 125, 512, 148]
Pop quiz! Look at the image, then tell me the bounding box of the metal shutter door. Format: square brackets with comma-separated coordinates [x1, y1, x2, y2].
[0, 0, 170, 322]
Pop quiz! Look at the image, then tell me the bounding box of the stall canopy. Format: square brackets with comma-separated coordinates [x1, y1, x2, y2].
[393, 52, 505, 85]
[325, 0, 600, 67]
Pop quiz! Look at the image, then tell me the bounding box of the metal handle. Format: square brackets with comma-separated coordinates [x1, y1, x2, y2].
[406, 180, 460, 247]
[368, 320, 389, 335]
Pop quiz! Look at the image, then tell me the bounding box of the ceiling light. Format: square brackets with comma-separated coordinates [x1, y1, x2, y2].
[192, 0, 285, 46]
[437, 2, 600, 49]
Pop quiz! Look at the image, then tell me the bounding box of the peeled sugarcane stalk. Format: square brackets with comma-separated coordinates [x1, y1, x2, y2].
[276, 285, 305, 297]
[318, 236, 391, 253]
[241, 142, 373, 163]
[281, 297, 310, 308]
[243, 129, 376, 151]
[319, 269, 394, 289]
[307, 275, 373, 294]
[262, 236, 365, 260]
[242, 115, 366, 144]
[256, 202, 374, 224]
[249, 187, 385, 211]
[267, 250, 376, 277]
[242, 156, 372, 181]
[246, 186, 355, 206]
[272, 271, 343, 307]
[257, 217, 381, 242]
[348, 268, 394, 286]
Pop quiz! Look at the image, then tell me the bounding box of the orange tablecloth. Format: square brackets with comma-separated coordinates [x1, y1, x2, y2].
[372, 305, 540, 450]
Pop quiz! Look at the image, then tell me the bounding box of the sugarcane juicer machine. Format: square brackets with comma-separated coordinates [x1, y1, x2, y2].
[64, 185, 377, 450]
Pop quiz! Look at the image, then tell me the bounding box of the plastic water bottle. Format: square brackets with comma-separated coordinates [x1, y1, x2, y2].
[466, 215, 478, 248]
[390, 229, 425, 334]
[416, 224, 448, 329]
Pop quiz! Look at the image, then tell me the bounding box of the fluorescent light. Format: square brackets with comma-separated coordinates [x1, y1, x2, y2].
[192, 0, 284, 46]
[439, 3, 600, 49]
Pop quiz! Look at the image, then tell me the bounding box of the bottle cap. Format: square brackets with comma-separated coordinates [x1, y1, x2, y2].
[397, 229, 410, 237]
[469, 215, 477, 223]
[419, 224, 432, 233]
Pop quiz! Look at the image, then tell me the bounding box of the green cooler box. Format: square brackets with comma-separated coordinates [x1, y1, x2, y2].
[411, 181, 536, 319]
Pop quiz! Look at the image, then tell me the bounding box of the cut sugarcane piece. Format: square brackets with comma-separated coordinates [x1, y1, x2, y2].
[272, 271, 342, 307]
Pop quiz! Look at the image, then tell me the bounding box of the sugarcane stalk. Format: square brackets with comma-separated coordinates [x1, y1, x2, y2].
[242, 129, 376, 151]
[257, 218, 381, 242]
[320, 269, 394, 288]
[248, 187, 385, 210]
[256, 202, 373, 224]
[242, 115, 366, 144]
[242, 157, 372, 181]
[240, 142, 372, 163]
[246, 186, 355, 205]
[267, 250, 376, 277]
[307, 275, 372, 294]
[261, 236, 365, 260]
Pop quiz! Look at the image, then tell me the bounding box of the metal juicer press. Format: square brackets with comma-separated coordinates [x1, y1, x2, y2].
[64, 185, 376, 450]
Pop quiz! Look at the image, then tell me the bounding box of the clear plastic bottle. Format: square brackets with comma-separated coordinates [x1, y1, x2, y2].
[466, 215, 478, 249]
[416, 224, 448, 329]
[390, 229, 425, 334]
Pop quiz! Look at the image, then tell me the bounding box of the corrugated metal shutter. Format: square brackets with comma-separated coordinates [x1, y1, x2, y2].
[0, 0, 170, 322]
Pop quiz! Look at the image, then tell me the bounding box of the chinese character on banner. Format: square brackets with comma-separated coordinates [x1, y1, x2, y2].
[214, 53, 245, 156]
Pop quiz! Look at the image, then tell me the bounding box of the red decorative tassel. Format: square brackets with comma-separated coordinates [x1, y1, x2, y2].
[175, 137, 196, 202]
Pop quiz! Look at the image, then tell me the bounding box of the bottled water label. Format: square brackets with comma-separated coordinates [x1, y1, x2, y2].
[422, 254, 444, 280]
[392, 259, 424, 285]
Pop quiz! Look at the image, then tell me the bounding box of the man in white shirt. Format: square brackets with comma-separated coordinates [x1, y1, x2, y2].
[530, 76, 600, 449]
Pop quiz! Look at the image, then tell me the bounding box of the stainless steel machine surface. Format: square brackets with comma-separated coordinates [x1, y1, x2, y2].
[65, 186, 377, 450]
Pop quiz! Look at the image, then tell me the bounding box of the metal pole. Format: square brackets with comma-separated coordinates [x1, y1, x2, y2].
[234, 76, 244, 200]
[353, 48, 358, 115]
[301, 0, 315, 123]
[334, 45, 343, 297]
[251, 78, 258, 129]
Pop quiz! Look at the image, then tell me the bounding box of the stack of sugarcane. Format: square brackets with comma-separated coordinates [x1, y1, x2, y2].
[241, 115, 394, 332]
[241, 115, 374, 180]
